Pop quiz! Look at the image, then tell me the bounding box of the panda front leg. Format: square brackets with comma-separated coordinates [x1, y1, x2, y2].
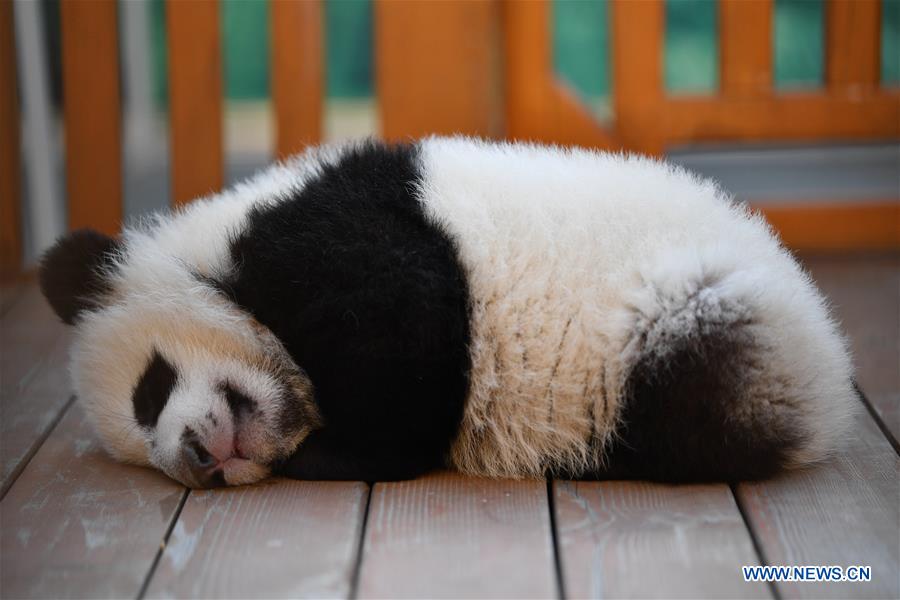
[275, 428, 445, 482]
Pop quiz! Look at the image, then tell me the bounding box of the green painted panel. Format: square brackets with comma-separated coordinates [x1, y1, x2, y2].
[553, 0, 610, 100]
[150, 0, 373, 105]
[223, 0, 270, 100]
[883, 0, 900, 84]
[665, 0, 718, 93]
[150, 0, 167, 107]
[326, 0, 373, 98]
[774, 0, 824, 88]
[145, 0, 892, 106]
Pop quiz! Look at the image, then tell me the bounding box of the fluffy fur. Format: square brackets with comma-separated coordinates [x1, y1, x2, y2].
[38, 137, 857, 487]
[418, 138, 855, 480]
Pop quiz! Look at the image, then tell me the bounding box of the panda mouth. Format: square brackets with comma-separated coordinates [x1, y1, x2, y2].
[232, 430, 248, 460]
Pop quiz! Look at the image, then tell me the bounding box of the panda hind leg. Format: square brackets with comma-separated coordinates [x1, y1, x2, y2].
[594, 265, 844, 482]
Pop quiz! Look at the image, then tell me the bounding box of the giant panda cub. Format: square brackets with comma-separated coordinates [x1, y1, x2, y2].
[39, 137, 856, 488]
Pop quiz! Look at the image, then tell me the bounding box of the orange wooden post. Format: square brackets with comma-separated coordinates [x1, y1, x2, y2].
[375, 0, 504, 140]
[503, 0, 615, 149]
[271, 0, 323, 159]
[0, 0, 21, 276]
[503, 0, 554, 142]
[719, 0, 773, 97]
[610, 0, 664, 154]
[758, 202, 900, 251]
[60, 0, 122, 235]
[826, 0, 881, 91]
[167, 0, 222, 205]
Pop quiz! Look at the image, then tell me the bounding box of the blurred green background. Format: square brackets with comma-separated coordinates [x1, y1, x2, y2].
[136, 0, 898, 106]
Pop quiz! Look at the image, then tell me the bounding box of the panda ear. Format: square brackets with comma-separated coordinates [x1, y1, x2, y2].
[39, 228, 121, 325]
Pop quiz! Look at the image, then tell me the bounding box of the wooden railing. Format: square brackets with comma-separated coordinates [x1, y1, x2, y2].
[505, 0, 899, 154]
[2, 0, 323, 267]
[1, 0, 21, 278]
[1, 0, 898, 278]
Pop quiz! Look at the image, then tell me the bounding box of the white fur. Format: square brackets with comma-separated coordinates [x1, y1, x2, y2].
[70, 149, 330, 486]
[417, 137, 856, 477]
[69, 136, 856, 485]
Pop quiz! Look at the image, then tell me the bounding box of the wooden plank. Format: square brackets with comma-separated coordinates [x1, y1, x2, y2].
[0, 282, 65, 387]
[376, 0, 504, 140]
[60, 0, 122, 235]
[0, 331, 71, 497]
[270, 0, 322, 159]
[0, 279, 26, 317]
[720, 0, 773, 97]
[0, 402, 186, 598]
[0, 0, 21, 278]
[610, 0, 664, 154]
[357, 471, 557, 599]
[555, 481, 770, 599]
[756, 202, 900, 252]
[145, 480, 368, 599]
[664, 92, 900, 143]
[826, 0, 881, 90]
[503, 0, 616, 150]
[0, 284, 70, 488]
[167, 0, 222, 205]
[801, 253, 900, 442]
[736, 410, 899, 599]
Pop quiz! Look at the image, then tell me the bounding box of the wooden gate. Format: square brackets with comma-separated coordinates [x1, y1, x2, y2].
[505, 0, 899, 154]
[2, 0, 898, 278]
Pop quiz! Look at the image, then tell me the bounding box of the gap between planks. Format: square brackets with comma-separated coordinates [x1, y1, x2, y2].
[731, 482, 782, 600]
[0, 395, 75, 500]
[348, 482, 374, 600]
[801, 253, 900, 447]
[0, 403, 186, 599]
[736, 405, 899, 600]
[136, 487, 190, 600]
[546, 478, 567, 600]
[0, 281, 74, 497]
[552, 479, 771, 599]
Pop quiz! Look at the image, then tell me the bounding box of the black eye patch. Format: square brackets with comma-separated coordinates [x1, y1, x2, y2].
[132, 350, 179, 428]
[221, 382, 256, 419]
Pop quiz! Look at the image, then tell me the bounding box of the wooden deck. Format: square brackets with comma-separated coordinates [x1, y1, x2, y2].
[1, 254, 897, 599]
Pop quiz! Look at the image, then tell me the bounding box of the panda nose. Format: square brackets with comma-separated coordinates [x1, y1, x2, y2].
[183, 439, 226, 488]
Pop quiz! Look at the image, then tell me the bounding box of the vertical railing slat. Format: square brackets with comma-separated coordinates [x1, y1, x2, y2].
[720, 0, 773, 96]
[503, 0, 616, 150]
[826, 0, 881, 90]
[60, 0, 122, 235]
[376, 0, 503, 141]
[271, 0, 323, 159]
[610, 0, 664, 154]
[167, 0, 222, 205]
[0, 0, 21, 276]
[503, 0, 555, 142]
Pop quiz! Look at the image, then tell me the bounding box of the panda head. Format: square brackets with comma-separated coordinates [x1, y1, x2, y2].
[39, 229, 320, 488]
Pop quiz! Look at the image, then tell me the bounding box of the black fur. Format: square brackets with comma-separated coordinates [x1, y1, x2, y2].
[221, 382, 256, 420]
[221, 141, 472, 481]
[182, 426, 222, 488]
[39, 228, 120, 325]
[182, 426, 215, 468]
[596, 325, 803, 482]
[132, 350, 179, 429]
